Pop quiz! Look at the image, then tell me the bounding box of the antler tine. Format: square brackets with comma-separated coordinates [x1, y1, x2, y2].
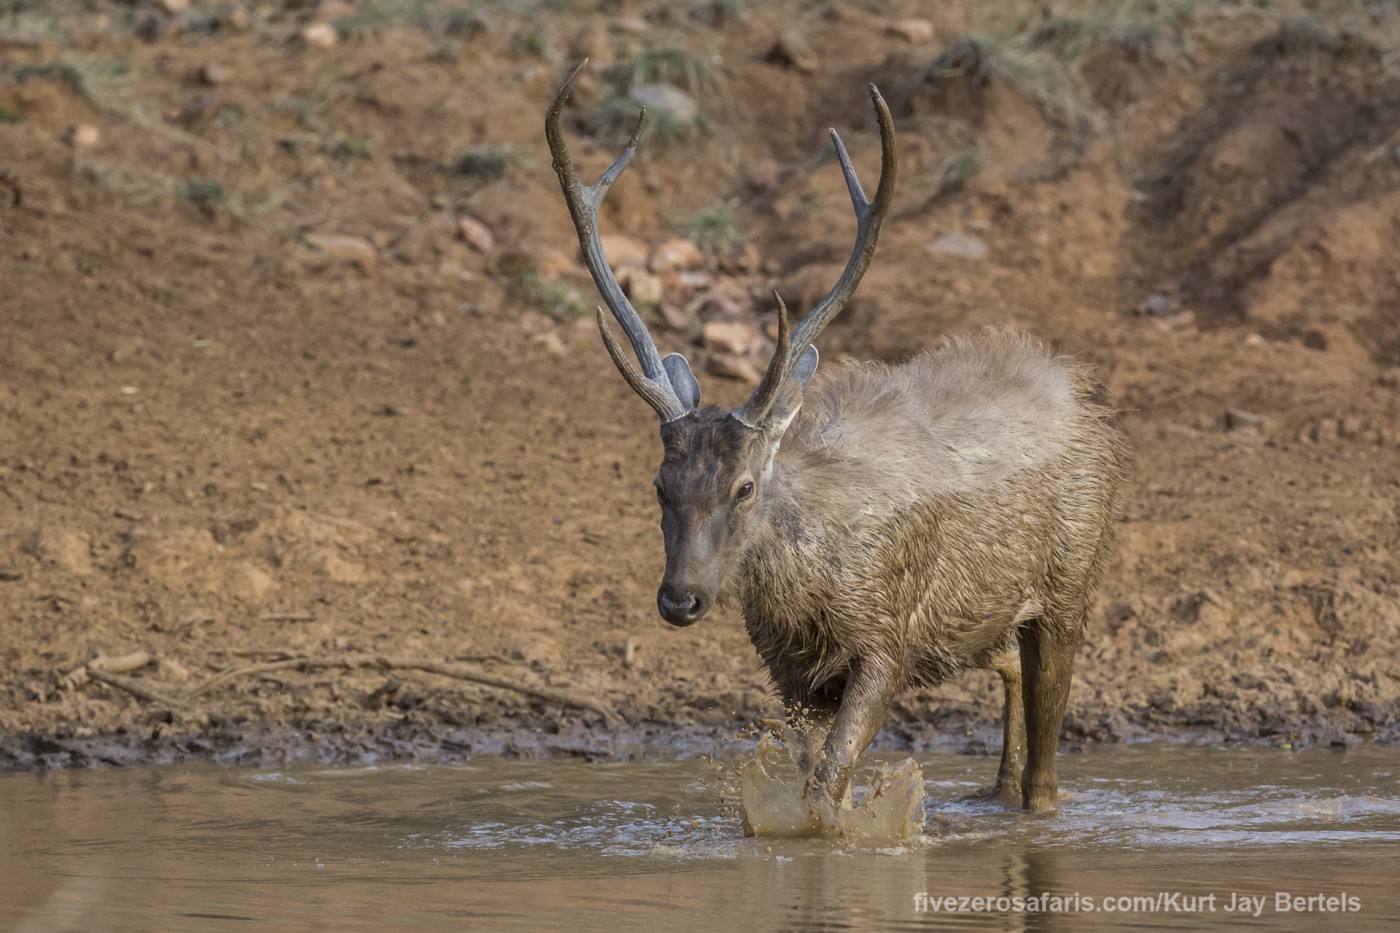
[735, 84, 896, 428]
[546, 60, 688, 422]
[595, 309, 684, 417]
[787, 84, 897, 365]
[735, 291, 792, 427]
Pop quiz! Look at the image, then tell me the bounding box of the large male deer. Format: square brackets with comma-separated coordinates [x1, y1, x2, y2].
[546, 63, 1127, 810]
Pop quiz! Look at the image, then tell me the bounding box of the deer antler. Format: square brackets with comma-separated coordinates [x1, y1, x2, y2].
[545, 61, 693, 423]
[737, 85, 897, 427]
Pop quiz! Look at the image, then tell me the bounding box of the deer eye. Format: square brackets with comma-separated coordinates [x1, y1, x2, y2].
[655, 485, 668, 507]
[736, 481, 755, 502]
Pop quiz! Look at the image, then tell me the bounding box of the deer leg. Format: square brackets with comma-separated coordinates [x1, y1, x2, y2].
[808, 658, 901, 805]
[1019, 612, 1083, 811]
[991, 649, 1026, 807]
[785, 701, 837, 780]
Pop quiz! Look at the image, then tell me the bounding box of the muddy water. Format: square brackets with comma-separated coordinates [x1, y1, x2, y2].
[2, 745, 1398, 932]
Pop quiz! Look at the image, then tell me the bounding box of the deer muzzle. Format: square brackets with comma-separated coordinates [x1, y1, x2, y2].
[657, 584, 709, 627]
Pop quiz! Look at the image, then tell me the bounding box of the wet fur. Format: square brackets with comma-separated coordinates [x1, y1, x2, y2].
[739, 330, 1127, 702]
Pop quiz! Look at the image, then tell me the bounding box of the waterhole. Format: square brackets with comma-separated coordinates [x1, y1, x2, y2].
[2, 744, 1397, 931]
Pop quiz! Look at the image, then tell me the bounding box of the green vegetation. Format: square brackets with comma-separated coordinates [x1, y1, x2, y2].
[215, 104, 246, 129]
[609, 44, 717, 93]
[519, 271, 589, 321]
[440, 6, 490, 38]
[891, 147, 983, 218]
[918, 35, 1096, 140]
[683, 202, 742, 258]
[333, 12, 394, 40]
[935, 147, 983, 192]
[11, 57, 130, 110]
[1024, 2, 1198, 62]
[176, 180, 227, 206]
[694, 0, 746, 25]
[510, 29, 546, 57]
[334, 135, 373, 159]
[592, 94, 708, 149]
[583, 41, 720, 149]
[0, 108, 22, 124]
[1275, 13, 1332, 54]
[454, 144, 527, 181]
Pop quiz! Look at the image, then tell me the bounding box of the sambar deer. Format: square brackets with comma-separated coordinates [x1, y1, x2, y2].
[546, 62, 1128, 810]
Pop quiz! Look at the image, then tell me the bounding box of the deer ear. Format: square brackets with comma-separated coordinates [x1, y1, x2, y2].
[662, 353, 700, 411]
[763, 347, 819, 436]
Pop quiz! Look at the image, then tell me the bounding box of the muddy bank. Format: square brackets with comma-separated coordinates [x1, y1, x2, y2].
[0, 689, 1383, 773]
[2, 0, 1399, 770]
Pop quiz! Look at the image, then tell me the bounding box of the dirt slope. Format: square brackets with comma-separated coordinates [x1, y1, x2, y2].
[0, 0, 1397, 768]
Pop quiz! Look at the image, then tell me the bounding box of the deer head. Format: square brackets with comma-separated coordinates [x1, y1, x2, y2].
[546, 61, 896, 625]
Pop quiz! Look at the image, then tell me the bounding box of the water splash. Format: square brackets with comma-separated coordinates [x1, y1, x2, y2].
[738, 728, 925, 840]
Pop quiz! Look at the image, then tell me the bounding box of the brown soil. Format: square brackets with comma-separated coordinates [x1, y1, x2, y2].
[1, 0, 1398, 769]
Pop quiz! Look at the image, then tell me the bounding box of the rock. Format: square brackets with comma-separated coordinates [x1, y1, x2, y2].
[928, 232, 987, 261]
[600, 233, 650, 269]
[1340, 416, 1367, 439]
[68, 124, 100, 148]
[1223, 409, 1265, 436]
[225, 562, 277, 604]
[1379, 367, 1400, 388]
[706, 352, 762, 385]
[314, 0, 357, 22]
[31, 528, 93, 576]
[1312, 418, 1340, 444]
[886, 18, 936, 43]
[744, 159, 780, 191]
[1148, 309, 1196, 334]
[677, 269, 712, 291]
[498, 247, 575, 281]
[658, 302, 690, 331]
[701, 320, 761, 355]
[650, 237, 704, 272]
[198, 63, 232, 86]
[157, 0, 190, 13]
[764, 31, 817, 72]
[319, 551, 365, 584]
[628, 83, 698, 124]
[533, 331, 567, 357]
[304, 233, 376, 261]
[618, 266, 663, 306]
[613, 15, 650, 35]
[686, 287, 747, 322]
[456, 215, 495, 253]
[733, 243, 762, 273]
[301, 22, 339, 49]
[159, 657, 193, 683]
[1142, 293, 1178, 317]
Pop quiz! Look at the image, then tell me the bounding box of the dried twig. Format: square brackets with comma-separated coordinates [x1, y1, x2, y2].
[62, 650, 618, 725]
[186, 654, 618, 724]
[86, 668, 188, 709]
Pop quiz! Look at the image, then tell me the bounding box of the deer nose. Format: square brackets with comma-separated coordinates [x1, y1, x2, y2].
[657, 588, 706, 627]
